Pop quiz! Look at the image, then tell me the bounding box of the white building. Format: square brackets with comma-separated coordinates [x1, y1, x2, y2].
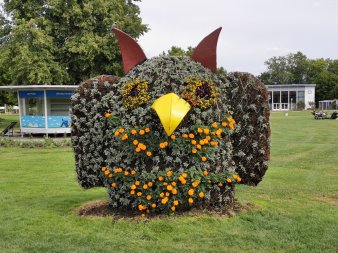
[266, 84, 316, 111]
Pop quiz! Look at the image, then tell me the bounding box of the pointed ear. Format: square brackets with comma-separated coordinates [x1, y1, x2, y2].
[192, 27, 222, 73]
[112, 27, 147, 74]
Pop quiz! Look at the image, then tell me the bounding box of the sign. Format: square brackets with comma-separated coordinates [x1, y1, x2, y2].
[46, 90, 73, 98]
[19, 91, 44, 98]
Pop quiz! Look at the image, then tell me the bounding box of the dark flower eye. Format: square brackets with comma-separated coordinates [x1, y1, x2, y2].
[121, 79, 151, 109]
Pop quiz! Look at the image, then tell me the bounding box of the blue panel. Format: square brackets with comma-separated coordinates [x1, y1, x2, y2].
[21, 116, 45, 128]
[46, 90, 73, 98]
[47, 116, 71, 128]
[19, 91, 44, 98]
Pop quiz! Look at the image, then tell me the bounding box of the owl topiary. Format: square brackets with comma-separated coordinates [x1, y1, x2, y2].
[70, 28, 270, 215]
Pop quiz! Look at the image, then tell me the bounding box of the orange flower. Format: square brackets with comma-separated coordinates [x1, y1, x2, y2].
[160, 192, 165, 198]
[211, 122, 218, 128]
[172, 188, 178, 195]
[159, 143, 166, 149]
[121, 134, 128, 140]
[182, 173, 188, 178]
[135, 147, 141, 153]
[131, 184, 136, 190]
[198, 192, 205, 198]
[111, 182, 117, 187]
[171, 206, 176, 212]
[192, 181, 200, 188]
[196, 144, 202, 150]
[163, 182, 168, 186]
[189, 133, 195, 139]
[141, 213, 145, 217]
[191, 140, 197, 145]
[130, 190, 135, 195]
[171, 182, 177, 186]
[203, 128, 210, 134]
[201, 156, 207, 162]
[133, 140, 139, 146]
[161, 197, 168, 204]
[138, 204, 144, 211]
[197, 128, 203, 133]
[158, 176, 164, 181]
[163, 141, 168, 147]
[236, 177, 242, 182]
[216, 128, 223, 134]
[131, 129, 137, 135]
[218, 182, 223, 187]
[229, 124, 234, 130]
[199, 140, 205, 145]
[131, 170, 136, 175]
[104, 112, 111, 118]
[188, 198, 194, 204]
[151, 203, 156, 208]
[167, 185, 173, 191]
[147, 182, 153, 187]
[205, 135, 211, 141]
[188, 189, 194, 196]
[167, 171, 173, 177]
[104, 170, 110, 175]
[173, 200, 179, 206]
[139, 129, 145, 135]
[101, 167, 106, 171]
[135, 181, 140, 186]
[137, 192, 142, 197]
[138, 143, 147, 151]
[182, 133, 188, 138]
[124, 171, 129, 176]
[119, 128, 125, 133]
[226, 178, 232, 183]
[143, 184, 148, 190]
[146, 195, 152, 200]
[171, 135, 176, 140]
[114, 131, 120, 136]
[108, 174, 113, 178]
[165, 192, 170, 197]
[146, 151, 152, 157]
[221, 122, 227, 127]
[145, 127, 150, 133]
[203, 170, 208, 176]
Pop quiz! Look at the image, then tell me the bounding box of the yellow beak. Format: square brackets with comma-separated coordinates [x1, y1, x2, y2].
[151, 93, 191, 136]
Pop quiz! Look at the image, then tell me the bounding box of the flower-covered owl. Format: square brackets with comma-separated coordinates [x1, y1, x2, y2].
[71, 28, 270, 215]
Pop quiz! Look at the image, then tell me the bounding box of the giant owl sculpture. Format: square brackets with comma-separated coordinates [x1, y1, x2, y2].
[71, 28, 270, 215]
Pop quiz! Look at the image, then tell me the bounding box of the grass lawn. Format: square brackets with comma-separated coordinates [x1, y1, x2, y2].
[0, 111, 337, 253]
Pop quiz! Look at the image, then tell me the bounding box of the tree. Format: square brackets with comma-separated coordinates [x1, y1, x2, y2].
[164, 46, 194, 57]
[0, 0, 148, 85]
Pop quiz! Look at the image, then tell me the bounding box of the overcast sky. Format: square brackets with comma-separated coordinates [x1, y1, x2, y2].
[138, 0, 338, 75]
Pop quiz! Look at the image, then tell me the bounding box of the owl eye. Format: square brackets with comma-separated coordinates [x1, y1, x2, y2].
[182, 78, 219, 109]
[121, 79, 151, 109]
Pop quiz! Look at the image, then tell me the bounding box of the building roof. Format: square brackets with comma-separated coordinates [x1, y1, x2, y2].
[0, 85, 79, 91]
[265, 84, 316, 89]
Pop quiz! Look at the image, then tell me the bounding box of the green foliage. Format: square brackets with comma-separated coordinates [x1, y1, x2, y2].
[164, 46, 194, 57]
[0, 136, 71, 148]
[0, 0, 148, 85]
[260, 52, 338, 103]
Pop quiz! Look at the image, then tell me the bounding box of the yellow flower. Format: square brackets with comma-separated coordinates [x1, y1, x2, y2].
[173, 200, 179, 206]
[137, 192, 142, 197]
[146, 195, 152, 200]
[167, 185, 173, 191]
[221, 122, 227, 127]
[199, 140, 205, 145]
[199, 192, 205, 198]
[167, 171, 173, 177]
[236, 177, 242, 182]
[171, 182, 177, 186]
[151, 203, 156, 208]
[135, 181, 140, 186]
[160, 192, 165, 198]
[143, 184, 148, 190]
[188, 189, 194, 196]
[104, 113, 111, 118]
[191, 140, 197, 145]
[131, 184, 136, 190]
[131, 129, 137, 135]
[203, 128, 210, 134]
[218, 182, 223, 187]
[201, 156, 207, 162]
[197, 128, 203, 133]
[211, 122, 218, 128]
[188, 198, 194, 204]
[182, 173, 188, 178]
[226, 178, 232, 183]
[205, 135, 211, 141]
[171, 206, 176, 212]
[203, 170, 208, 176]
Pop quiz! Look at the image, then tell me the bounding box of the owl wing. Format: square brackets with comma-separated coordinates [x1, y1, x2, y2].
[70, 75, 119, 189]
[226, 72, 271, 186]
